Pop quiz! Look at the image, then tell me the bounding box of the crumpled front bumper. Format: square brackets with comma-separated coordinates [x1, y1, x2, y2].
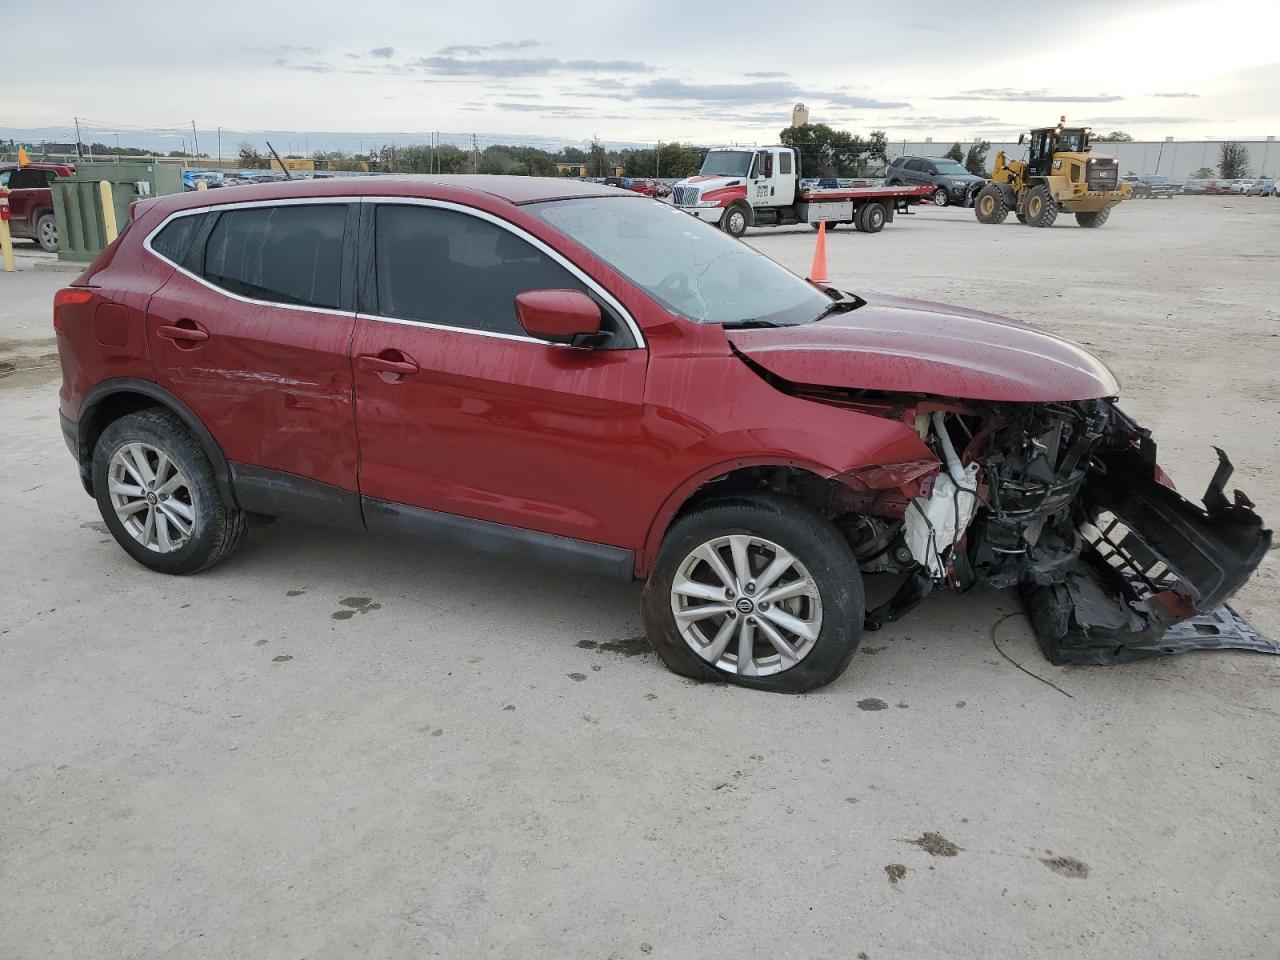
[1021, 419, 1272, 664]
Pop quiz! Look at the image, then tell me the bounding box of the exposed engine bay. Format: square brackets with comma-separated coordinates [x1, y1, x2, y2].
[840, 398, 1273, 664]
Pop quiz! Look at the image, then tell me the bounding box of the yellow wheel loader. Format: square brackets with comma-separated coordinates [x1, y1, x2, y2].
[974, 121, 1131, 228]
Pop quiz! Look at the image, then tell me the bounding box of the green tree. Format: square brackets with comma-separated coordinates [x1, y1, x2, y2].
[945, 142, 964, 162]
[964, 140, 991, 177]
[237, 143, 265, 169]
[1191, 166, 1214, 179]
[1096, 131, 1134, 142]
[781, 124, 887, 177]
[1219, 142, 1250, 178]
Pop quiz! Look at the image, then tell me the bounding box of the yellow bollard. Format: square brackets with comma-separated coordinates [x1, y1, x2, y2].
[99, 180, 119, 245]
[196, 180, 207, 192]
[0, 189, 14, 273]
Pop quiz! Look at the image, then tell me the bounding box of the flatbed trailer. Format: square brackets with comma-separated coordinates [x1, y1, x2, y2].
[672, 147, 933, 237]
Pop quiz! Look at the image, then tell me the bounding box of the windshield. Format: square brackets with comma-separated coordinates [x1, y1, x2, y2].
[699, 150, 752, 178]
[933, 160, 968, 176]
[533, 196, 831, 327]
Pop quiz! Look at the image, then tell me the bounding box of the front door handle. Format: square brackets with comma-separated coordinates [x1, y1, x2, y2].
[357, 353, 420, 377]
[157, 323, 209, 343]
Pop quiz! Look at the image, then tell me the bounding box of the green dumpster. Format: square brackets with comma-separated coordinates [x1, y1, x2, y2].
[52, 161, 184, 262]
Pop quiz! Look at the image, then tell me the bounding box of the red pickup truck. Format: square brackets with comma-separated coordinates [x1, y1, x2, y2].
[0, 161, 74, 252]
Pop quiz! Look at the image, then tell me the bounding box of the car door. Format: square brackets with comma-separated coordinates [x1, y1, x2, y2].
[3, 167, 44, 230]
[350, 200, 648, 562]
[143, 200, 363, 523]
[748, 149, 775, 207]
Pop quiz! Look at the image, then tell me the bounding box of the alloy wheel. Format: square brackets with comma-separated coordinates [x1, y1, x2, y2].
[670, 534, 823, 677]
[107, 442, 196, 553]
[726, 209, 746, 235]
[39, 218, 58, 248]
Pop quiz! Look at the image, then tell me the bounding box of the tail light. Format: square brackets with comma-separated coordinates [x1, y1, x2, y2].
[53, 287, 94, 332]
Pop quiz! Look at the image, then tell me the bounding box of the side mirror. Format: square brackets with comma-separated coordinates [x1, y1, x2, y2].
[515, 289, 605, 347]
[1018, 133, 1026, 145]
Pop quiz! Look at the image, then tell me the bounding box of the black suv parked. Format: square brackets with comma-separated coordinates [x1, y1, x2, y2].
[884, 156, 986, 207]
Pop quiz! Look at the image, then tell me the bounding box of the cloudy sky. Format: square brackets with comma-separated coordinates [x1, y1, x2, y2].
[4, 0, 1277, 150]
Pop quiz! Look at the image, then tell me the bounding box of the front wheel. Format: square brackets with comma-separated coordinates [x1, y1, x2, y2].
[641, 496, 864, 692]
[92, 409, 247, 575]
[1025, 185, 1059, 227]
[721, 203, 751, 238]
[974, 184, 1010, 224]
[931, 186, 949, 207]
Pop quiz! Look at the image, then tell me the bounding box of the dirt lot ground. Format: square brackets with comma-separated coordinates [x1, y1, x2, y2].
[1, 196, 1277, 959]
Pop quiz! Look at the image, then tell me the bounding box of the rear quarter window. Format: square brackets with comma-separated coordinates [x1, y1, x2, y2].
[149, 215, 200, 265]
[203, 204, 347, 309]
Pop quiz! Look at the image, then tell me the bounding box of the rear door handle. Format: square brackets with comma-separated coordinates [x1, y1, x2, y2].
[357, 354, 420, 377]
[157, 324, 209, 343]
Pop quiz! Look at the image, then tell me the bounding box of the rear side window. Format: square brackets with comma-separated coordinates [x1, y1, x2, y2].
[150, 215, 200, 265]
[779, 151, 792, 175]
[204, 204, 346, 309]
[7, 169, 48, 189]
[374, 205, 587, 337]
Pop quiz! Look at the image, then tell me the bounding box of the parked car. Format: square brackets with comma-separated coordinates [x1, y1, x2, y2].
[1180, 180, 1210, 195]
[884, 155, 985, 206]
[1142, 176, 1180, 198]
[1120, 176, 1153, 199]
[1229, 180, 1255, 195]
[0, 161, 74, 252]
[1205, 180, 1236, 195]
[1246, 179, 1275, 196]
[53, 177, 1270, 691]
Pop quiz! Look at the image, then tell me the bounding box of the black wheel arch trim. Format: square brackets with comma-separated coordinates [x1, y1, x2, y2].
[76, 377, 237, 507]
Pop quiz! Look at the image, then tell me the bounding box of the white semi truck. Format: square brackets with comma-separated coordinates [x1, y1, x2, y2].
[671, 146, 933, 237]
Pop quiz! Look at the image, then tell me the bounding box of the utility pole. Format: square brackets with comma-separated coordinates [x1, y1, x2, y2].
[217, 127, 222, 168]
[74, 117, 83, 159]
[472, 134, 479, 173]
[656, 141, 660, 177]
[191, 120, 200, 159]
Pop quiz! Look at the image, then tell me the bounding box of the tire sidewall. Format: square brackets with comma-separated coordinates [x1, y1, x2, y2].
[37, 213, 58, 252]
[641, 497, 864, 693]
[723, 204, 749, 237]
[932, 186, 949, 206]
[92, 413, 227, 575]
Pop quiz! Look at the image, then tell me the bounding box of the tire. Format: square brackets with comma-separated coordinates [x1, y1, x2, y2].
[1015, 211, 1027, 223]
[36, 212, 58, 253]
[1075, 207, 1111, 228]
[721, 203, 751, 238]
[931, 186, 949, 207]
[1025, 184, 1059, 227]
[856, 202, 887, 233]
[91, 408, 247, 575]
[974, 184, 1009, 224]
[641, 495, 865, 693]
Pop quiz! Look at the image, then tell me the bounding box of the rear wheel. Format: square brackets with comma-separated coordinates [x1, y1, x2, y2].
[1025, 185, 1059, 227]
[931, 186, 949, 207]
[974, 184, 1009, 224]
[36, 212, 58, 253]
[722, 203, 751, 238]
[1075, 207, 1111, 228]
[641, 496, 864, 693]
[856, 202, 886, 233]
[92, 409, 247, 575]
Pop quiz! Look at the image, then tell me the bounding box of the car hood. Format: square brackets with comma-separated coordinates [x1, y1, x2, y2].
[725, 293, 1120, 402]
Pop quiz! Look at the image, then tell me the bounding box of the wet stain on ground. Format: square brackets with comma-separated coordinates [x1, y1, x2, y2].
[1041, 856, 1090, 879]
[567, 672, 587, 682]
[286, 589, 306, 597]
[956, 700, 967, 708]
[332, 596, 381, 620]
[80, 520, 108, 533]
[905, 832, 961, 857]
[857, 698, 888, 711]
[862, 646, 885, 655]
[577, 635, 651, 656]
[271, 655, 293, 663]
[502, 704, 516, 711]
[885, 863, 907, 886]
[896, 702, 909, 709]
[643, 693, 658, 701]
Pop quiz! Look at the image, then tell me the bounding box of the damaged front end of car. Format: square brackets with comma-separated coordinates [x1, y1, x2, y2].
[861, 398, 1273, 663]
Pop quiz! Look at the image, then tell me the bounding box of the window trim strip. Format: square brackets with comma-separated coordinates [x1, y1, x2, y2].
[141, 194, 646, 348]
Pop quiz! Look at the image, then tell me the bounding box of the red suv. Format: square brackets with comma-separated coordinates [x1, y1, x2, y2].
[1, 161, 73, 252]
[54, 176, 1270, 691]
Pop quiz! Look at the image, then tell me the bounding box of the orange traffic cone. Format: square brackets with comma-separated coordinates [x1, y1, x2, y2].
[808, 220, 829, 284]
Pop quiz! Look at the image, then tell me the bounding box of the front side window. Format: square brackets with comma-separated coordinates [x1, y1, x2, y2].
[534, 196, 830, 328]
[933, 160, 968, 176]
[204, 204, 346, 309]
[374, 205, 589, 337]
